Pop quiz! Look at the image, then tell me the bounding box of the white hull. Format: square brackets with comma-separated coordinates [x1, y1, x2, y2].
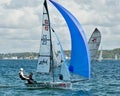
[25, 82, 72, 89]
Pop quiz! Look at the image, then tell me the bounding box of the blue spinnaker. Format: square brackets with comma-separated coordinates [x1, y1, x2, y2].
[49, 0, 90, 78]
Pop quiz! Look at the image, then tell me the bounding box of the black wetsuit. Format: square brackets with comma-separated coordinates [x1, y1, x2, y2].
[19, 73, 28, 80]
[19, 72, 36, 84]
[27, 74, 36, 84]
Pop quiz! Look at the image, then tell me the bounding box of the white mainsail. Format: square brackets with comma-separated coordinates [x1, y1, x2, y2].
[88, 28, 101, 62]
[36, 0, 52, 73]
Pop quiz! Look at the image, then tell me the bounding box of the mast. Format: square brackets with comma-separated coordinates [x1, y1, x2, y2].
[37, 0, 54, 82]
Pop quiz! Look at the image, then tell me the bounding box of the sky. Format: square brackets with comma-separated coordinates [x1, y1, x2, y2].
[0, 0, 120, 53]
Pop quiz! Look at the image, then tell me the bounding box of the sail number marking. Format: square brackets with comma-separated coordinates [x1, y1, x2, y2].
[39, 59, 48, 65]
[92, 38, 96, 43]
[44, 20, 49, 31]
[41, 35, 47, 45]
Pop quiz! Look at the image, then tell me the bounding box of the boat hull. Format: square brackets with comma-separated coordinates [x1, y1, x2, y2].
[25, 82, 72, 89]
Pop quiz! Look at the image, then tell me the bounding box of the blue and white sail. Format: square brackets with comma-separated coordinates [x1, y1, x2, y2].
[49, 0, 91, 78]
[25, 0, 73, 89]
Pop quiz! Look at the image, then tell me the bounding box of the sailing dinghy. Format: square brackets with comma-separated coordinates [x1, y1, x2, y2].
[25, 0, 91, 89]
[25, 0, 71, 89]
[88, 28, 101, 62]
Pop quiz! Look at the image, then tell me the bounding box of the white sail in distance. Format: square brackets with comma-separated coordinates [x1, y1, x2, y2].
[88, 28, 101, 62]
[115, 54, 118, 60]
[98, 46, 103, 62]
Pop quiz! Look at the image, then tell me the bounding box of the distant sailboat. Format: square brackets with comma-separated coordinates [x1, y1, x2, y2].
[88, 28, 101, 62]
[115, 54, 118, 60]
[98, 46, 103, 62]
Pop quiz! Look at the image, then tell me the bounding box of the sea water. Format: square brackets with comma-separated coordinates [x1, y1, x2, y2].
[0, 60, 120, 96]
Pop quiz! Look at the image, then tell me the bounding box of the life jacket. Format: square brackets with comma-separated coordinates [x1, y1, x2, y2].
[19, 72, 27, 80]
[19, 71, 36, 84]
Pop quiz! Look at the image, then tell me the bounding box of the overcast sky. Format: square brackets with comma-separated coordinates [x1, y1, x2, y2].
[0, 0, 120, 53]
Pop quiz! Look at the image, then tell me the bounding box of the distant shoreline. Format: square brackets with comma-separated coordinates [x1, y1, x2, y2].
[0, 48, 120, 60]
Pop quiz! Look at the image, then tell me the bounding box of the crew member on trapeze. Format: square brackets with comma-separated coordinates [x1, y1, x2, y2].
[19, 68, 36, 84]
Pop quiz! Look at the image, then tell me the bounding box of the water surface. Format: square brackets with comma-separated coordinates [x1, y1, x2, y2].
[0, 60, 120, 96]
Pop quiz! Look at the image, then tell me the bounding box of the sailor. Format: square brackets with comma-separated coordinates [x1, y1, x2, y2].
[59, 74, 63, 80]
[27, 72, 36, 84]
[19, 68, 29, 80]
[19, 68, 36, 84]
